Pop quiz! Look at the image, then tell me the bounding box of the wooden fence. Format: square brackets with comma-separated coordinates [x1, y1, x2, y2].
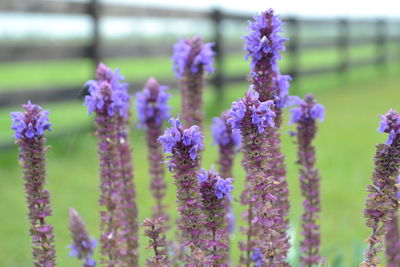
[1, 0, 400, 108]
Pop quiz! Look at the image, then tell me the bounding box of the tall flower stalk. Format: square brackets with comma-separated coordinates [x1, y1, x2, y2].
[68, 208, 97, 267]
[290, 94, 325, 266]
[85, 63, 138, 266]
[143, 217, 170, 267]
[10, 101, 56, 267]
[159, 117, 205, 266]
[211, 111, 241, 179]
[229, 88, 286, 266]
[361, 110, 400, 266]
[136, 77, 170, 219]
[197, 168, 234, 266]
[244, 8, 292, 261]
[172, 36, 215, 130]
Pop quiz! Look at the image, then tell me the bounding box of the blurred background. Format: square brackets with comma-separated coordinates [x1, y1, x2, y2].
[0, 0, 399, 266]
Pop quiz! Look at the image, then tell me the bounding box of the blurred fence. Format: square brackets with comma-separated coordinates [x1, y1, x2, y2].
[1, 0, 400, 107]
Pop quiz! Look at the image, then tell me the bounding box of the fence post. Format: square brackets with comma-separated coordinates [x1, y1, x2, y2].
[211, 8, 224, 100]
[376, 19, 387, 65]
[337, 18, 350, 73]
[89, 0, 101, 69]
[286, 17, 300, 83]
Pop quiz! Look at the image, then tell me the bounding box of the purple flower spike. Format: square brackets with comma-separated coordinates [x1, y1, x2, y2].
[198, 168, 234, 266]
[159, 117, 204, 162]
[142, 217, 170, 267]
[136, 77, 170, 128]
[11, 101, 51, 139]
[244, 9, 291, 106]
[289, 95, 325, 125]
[158, 117, 205, 266]
[361, 110, 400, 266]
[137, 78, 170, 220]
[378, 110, 400, 145]
[228, 88, 276, 134]
[85, 64, 138, 266]
[10, 101, 56, 267]
[173, 36, 215, 131]
[291, 94, 324, 266]
[230, 88, 290, 265]
[172, 36, 215, 78]
[241, 9, 292, 264]
[211, 111, 240, 192]
[84, 62, 130, 118]
[68, 208, 97, 267]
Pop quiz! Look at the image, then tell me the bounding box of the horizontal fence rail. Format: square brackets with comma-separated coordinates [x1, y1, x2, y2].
[1, 1, 400, 106]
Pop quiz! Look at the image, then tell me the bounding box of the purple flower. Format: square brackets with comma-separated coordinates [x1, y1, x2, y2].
[198, 168, 234, 265]
[159, 117, 203, 161]
[136, 77, 170, 128]
[211, 116, 241, 147]
[362, 109, 400, 265]
[215, 177, 234, 200]
[11, 102, 56, 267]
[289, 94, 325, 124]
[142, 217, 170, 266]
[10, 101, 51, 139]
[84, 63, 130, 118]
[228, 88, 276, 133]
[251, 248, 263, 267]
[172, 36, 215, 78]
[377, 110, 400, 145]
[68, 208, 97, 267]
[159, 118, 205, 264]
[292, 94, 324, 265]
[244, 9, 287, 72]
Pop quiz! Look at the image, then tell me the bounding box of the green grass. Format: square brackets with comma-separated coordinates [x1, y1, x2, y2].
[1, 45, 400, 266]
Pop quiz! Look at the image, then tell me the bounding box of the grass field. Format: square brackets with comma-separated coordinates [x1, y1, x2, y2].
[0, 44, 400, 266]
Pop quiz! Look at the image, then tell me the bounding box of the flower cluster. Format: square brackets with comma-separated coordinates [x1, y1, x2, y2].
[159, 117, 203, 161]
[212, 111, 241, 183]
[244, 9, 287, 70]
[68, 208, 97, 267]
[197, 168, 234, 266]
[228, 88, 275, 133]
[172, 36, 215, 78]
[290, 95, 325, 124]
[84, 63, 130, 118]
[10, 101, 51, 139]
[378, 109, 400, 145]
[142, 217, 169, 267]
[136, 77, 170, 128]
[211, 114, 241, 148]
[362, 109, 400, 266]
[159, 118, 205, 265]
[10, 101, 56, 267]
[292, 94, 324, 265]
[244, 9, 291, 106]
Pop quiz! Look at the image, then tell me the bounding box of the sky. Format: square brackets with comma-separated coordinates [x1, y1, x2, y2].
[1, 0, 399, 39]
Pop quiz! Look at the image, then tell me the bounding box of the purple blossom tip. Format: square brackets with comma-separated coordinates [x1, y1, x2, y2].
[244, 9, 287, 71]
[84, 63, 130, 118]
[228, 88, 276, 133]
[289, 94, 325, 124]
[211, 112, 241, 147]
[68, 208, 97, 267]
[10, 101, 51, 140]
[158, 117, 203, 160]
[172, 36, 215, 78]
[378, 109, 400, 145]
[136, 77, 170, 128]
[198, 168, 234, 200]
